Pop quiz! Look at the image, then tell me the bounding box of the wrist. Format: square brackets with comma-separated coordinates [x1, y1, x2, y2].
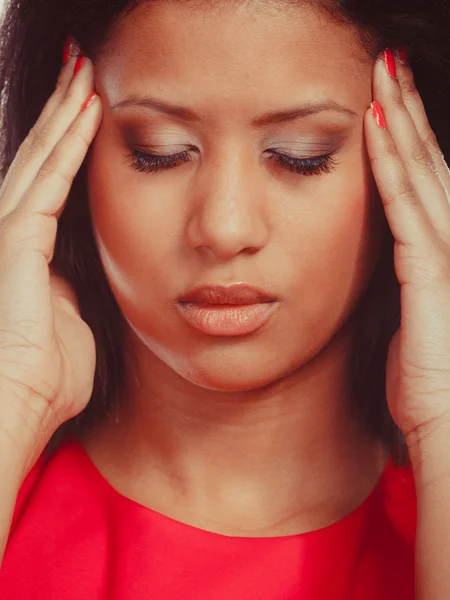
[0, 399, 57, 483]
[406, 417, 450, 489]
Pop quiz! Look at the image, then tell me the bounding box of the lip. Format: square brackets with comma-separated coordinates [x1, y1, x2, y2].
[177, 284, 279, 337]
[179, 284, 276, 305]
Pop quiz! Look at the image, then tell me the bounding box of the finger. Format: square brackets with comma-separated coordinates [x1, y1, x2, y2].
[0, 39, 81, 204]
[372, 52, 450, 235]
[364, 101, 434, 248]
[15, 92, 102, 262]
[395, 51, 450, 193]
[35, 37, 83, 135]
[0, 54, 93, 219]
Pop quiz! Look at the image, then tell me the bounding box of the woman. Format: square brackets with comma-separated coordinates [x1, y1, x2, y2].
[0, 0, 449, 597]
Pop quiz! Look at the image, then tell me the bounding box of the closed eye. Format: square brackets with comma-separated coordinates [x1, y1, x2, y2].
[125, 148, 338, 176]
[267, 151, 338, 176]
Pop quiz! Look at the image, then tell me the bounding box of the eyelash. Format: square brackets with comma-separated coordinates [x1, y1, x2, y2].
[127, 148, 338, 176]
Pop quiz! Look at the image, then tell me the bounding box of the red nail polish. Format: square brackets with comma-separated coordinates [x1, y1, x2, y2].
[383, 49, 397, 79]
[397, 48, 408, 65]
[81, 92, 97, 112]
[63, 36, 74, 64]
[371, 101, 386, 129]
[73, 55, 85, 76]
[63, 36, 81, 64]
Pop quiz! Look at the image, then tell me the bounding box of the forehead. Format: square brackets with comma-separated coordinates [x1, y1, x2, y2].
[97, 1, 372, 113]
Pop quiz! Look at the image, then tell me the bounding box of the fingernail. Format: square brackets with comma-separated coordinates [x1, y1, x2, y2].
[81, 92, 97, 112]
[73, 55, 85, 76]
[383, 48, 397, 79]
[396, 48, 408, 65]
[62, 36, 80, 64]
[371, 101, 386, 129]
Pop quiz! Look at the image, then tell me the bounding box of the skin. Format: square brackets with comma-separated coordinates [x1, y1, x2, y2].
[1, 0, 450, 592]
[82, 0, 389, 536]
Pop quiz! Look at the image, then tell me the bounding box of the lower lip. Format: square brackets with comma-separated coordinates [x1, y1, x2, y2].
[177, 302, 279, 336]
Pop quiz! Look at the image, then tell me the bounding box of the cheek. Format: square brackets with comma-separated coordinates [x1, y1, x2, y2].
[86, 136, 176, 309]
[299, 167, 385, 318]
[284, 160, 384, 331]
[84, 132, 385, 390]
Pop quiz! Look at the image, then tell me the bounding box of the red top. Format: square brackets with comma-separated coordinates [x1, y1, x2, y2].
[0, 437, 416, 599]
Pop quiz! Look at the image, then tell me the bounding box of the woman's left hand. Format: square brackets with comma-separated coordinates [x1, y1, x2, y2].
[364, 49, 450, 452]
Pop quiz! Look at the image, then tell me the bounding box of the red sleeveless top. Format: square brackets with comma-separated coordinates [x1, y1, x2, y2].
[0, 437, 416, 599]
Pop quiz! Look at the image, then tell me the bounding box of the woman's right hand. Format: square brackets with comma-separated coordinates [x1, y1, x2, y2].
[0, 41, 102, 470]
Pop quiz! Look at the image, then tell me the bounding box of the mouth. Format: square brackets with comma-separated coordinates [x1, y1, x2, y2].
[177, 284, 279, 337]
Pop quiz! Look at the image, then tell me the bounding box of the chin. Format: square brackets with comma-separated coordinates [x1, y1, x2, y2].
[163, 348, 300, 392]
[177, 368, 282, 393]
[128, 321, 309, 393]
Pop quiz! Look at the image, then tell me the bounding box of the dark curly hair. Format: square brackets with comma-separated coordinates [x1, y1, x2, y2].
[0, 0, 449, 462]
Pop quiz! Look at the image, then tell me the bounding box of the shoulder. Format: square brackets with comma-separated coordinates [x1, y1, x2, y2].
[9, 436, 108, 539]
[1, 436, 117, 597]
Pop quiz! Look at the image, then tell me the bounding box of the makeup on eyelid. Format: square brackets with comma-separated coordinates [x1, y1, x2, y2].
[121, 126, 346, 156]
[121, 124, 196, 149]
[116, 107, 353, 148]
[116, 121, 346, 176]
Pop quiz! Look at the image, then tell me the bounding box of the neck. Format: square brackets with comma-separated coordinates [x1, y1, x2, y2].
[80, 325, 388, 536]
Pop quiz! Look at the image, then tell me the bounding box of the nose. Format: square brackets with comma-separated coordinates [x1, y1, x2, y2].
[185, 149, 269, 261]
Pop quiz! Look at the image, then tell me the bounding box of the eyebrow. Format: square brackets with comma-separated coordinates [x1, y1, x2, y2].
[111, 95, 358, 125]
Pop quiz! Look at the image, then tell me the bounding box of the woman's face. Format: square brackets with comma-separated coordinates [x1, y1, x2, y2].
[87, 0, 384, 391]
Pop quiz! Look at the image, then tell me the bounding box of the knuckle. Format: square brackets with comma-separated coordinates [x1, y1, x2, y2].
[36, 155, 55, 179]
[383, 145, 399, 163]
[390, 91, 406, 112]
[36, 153, 61, 183]
[55, 167, 76, 189]
[370, 144, 398, 168]
[69, 126, 90, 154]
[369, 153, 385, 171]
[409, 140, 434, 173]
[65, 117, 90, 153]
[392, 178, 417, 204]
[62, 88, 83, 112]
[25, 127, 46, 155]
[369, 146, 396, 170]
[38, 159, 75, 190]
[401, 73, 418, 97]
[22, 126, 39, 152]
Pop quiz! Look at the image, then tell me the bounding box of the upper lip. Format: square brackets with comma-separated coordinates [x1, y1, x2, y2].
[179, 284, 277, 305]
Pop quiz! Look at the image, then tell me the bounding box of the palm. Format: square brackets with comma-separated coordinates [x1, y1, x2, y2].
[0, 50, 101, 453]
[386, 251, 450, 437]
[365, 53, 450, 443]
[0, 235, 95, 443]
